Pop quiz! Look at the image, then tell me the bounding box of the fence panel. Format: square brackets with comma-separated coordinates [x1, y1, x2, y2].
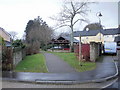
[74, 44, 90, 61]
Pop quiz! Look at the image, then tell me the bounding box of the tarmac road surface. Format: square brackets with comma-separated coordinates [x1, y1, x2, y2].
[1, 78, 118, 89]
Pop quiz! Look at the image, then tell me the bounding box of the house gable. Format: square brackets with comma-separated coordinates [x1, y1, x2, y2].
[0, 27, 11, 42]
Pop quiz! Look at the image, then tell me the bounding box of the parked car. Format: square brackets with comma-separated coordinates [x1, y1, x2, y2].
[104, 42, 117, 54]
[52, 46, 63, 50]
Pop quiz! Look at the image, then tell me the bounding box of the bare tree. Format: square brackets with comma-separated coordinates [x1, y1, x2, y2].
[51, 0, 92, 52]
[42, 27, 53, 47]
[25, 16, 54, 54]
[9, 31, 18, 41]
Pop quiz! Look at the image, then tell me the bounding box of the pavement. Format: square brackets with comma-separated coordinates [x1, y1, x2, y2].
[44, 53, 76, 73]
[106, 56, 120, 89]
[2, 53, 118, 85]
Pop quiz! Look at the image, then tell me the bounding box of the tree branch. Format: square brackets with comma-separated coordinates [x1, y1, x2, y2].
[53, 24, 70, 30]
[75, 2, 87, 12]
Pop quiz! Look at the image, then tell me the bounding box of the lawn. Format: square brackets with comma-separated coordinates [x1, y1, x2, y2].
[51, 52, 96, 72]
[14, 53, 48, 73]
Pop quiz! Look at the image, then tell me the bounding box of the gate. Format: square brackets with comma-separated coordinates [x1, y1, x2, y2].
[74, 44, 90, 61]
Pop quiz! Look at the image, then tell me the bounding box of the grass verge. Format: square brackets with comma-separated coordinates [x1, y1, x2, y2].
[14, 53, 48, 73]
[51, 52, 96, 72]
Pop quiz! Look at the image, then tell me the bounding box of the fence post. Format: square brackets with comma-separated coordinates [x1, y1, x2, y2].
[79, 35, 83, 66]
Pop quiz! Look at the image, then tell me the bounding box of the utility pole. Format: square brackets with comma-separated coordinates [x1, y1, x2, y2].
[96, 12, 102, 56]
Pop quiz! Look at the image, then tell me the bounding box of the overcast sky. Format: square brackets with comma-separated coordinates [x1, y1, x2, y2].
[0, 0, 119, 39]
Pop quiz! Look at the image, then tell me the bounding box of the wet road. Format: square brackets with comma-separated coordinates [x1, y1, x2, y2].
[2, 78, 118, 88]
[106, 58, 120, 89]
[106, 79, 119, 89]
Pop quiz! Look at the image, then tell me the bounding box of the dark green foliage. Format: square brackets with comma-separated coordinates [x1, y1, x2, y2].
[12, 39, 26, 53]
[12, 39, 25, 48]
[12, 39, 25, 49]
[41, 44, 54, 51]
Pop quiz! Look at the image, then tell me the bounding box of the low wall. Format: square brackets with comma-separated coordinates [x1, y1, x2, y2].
[0, 45, 2, 61]
[0, 45, 2, 67]
[13, 49, 26, 67]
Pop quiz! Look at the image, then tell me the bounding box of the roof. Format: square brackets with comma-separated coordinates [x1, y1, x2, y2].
[0, 27, 11, 37]
[57, 35, 79, 42]
[62, 36, 79, 42]
[73, 28, 120, 37]
[101, 28, 119, 35]
[5, 41, 11, 47]
[74, 30, 99, 37]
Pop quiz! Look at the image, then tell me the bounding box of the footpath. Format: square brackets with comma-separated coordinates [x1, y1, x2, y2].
[2, 53, 118, 84]
[44, 53, 76, 73]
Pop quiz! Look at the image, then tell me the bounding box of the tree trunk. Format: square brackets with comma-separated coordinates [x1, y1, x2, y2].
[70, 25, 74, 52]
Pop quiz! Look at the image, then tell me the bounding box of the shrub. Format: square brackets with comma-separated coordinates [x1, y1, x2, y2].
[2, 46, 13, 71]
[26, 41, 40, 55]
[12, 39, 26, 48]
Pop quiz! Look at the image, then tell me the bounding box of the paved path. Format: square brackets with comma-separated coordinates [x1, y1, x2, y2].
[43, 53, 76, 73]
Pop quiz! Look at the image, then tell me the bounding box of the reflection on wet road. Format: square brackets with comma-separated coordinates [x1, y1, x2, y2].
[2, 78, 118, 88]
